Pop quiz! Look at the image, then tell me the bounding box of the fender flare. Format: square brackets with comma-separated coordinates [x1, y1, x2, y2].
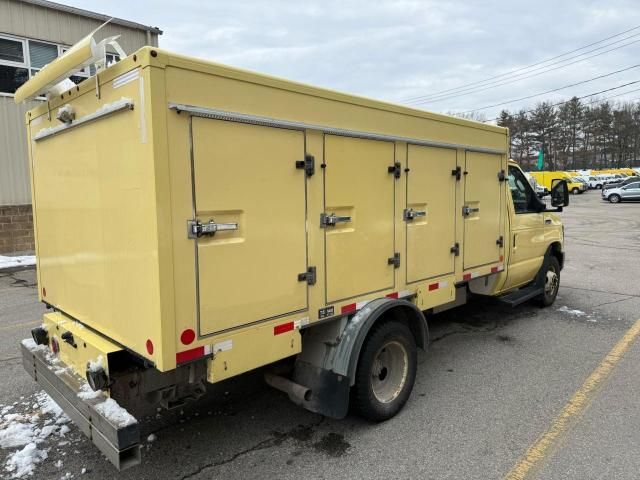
[330, 298, 428, 385]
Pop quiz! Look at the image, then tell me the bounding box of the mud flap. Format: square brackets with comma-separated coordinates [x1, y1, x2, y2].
[292, 361, 351, 419]
[21, 341, 140, 470]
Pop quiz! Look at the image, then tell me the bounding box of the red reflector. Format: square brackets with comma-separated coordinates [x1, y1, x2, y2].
[146, 339, 154, 355]
[386, 292, 399, 299]
[491, 267, 498, 273]
[463, 273, 472, 281]
[273, 322, 294, 336]
[341, 303, 357, 314]
[180, 329, 196, 345]
[176, 346, 205, 364]
[500, 255, 504, 262]
[428, 283, 439, 291]
[42, 287, 46, 297]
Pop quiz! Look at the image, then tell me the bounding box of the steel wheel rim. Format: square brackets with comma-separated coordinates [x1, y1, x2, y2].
[545, 268, 559, 297]
[371, 340, 408, 404]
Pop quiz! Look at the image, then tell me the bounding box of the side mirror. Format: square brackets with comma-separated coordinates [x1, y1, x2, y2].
[550, 179, 569, 209]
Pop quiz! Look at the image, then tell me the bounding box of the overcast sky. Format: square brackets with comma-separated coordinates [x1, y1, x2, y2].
[65, 0, 640, 122]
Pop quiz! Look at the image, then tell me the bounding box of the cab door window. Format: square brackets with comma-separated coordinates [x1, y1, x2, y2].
[508, 166, 541, 213]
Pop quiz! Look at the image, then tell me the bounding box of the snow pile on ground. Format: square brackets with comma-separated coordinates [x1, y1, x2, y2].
[0, 255, 36, 270]
[1, 392, 72, 478]
[558, 306, 587, 317]
[94, 398, 136, 428]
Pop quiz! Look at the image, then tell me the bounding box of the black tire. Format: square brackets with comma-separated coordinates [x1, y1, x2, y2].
[609, 194, 621, 204]
[572, 187, 580, 194]
[353, 321, 417, 422]
[537, 256, 561, 307]
[596, 184, 602, 189]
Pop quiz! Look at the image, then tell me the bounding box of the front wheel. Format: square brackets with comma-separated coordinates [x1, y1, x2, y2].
[609, 194, 621, 203]
[353, 321, 417, 422]
[572, 187, 580, 194]
[537, 256, 560, 307]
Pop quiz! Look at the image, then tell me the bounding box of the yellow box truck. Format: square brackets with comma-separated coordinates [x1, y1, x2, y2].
[529, 171, 586, 194]
[16, 31, 569, 469]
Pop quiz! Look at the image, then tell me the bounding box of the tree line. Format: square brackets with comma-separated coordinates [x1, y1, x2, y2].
[494, 97, 640, 171]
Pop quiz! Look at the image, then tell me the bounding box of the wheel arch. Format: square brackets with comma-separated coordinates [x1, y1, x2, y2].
[332, 298, 428, 386]
[548, 241, 564, 270]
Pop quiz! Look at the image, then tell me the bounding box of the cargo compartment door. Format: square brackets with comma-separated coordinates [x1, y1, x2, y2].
[191, 118, 308, 336]
[324, 135, 396, 303]
[463, 151, 503, 270]
[406, 145, 457, 283]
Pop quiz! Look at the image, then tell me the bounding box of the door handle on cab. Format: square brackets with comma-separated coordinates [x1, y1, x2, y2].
[545, 219, 552, 225]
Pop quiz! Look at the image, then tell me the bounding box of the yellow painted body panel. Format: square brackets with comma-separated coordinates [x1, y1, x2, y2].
[42, 311, 122, 379]
[192, 119, 308, 335]
[324, 136, 395, 303]
[22, 46, 563, 381]
[463, 152, 503, 270]
[529, 171, 583, 193]
[405, 145, 457, 283]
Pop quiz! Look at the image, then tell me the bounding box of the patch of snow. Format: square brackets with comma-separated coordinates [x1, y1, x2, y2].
[558, 306, 587, 317]
[0, 421, 36, 449]
[4, 442, 48, 478]
[0, 255, 36, 270]
[76, 384, 101, 401]
[93, 398, 136, 428]
[147, 433, 156, 443]
[54, 459, 63, 468]
[81, 467, 86, 474]
[87, 355, 104, 373]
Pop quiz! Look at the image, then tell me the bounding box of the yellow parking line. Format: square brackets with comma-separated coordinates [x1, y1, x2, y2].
[505, 318, 640, 480]
[0, 320, 38, 332]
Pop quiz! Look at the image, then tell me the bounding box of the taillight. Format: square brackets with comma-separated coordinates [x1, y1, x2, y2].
[51, 337, 59, 354]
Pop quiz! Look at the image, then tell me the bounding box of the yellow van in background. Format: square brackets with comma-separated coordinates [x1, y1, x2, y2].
[529, 171, 587, 194]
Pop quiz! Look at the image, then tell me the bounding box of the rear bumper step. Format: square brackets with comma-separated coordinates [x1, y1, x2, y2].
[21, 341, 141, 470]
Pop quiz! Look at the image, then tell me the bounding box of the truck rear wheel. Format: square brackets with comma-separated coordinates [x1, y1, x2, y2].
[353, 321, 417, 421]
[537, 256, 560, 307]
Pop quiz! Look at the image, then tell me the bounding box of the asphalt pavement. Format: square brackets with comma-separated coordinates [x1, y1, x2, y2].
[1, 191, 639, 479]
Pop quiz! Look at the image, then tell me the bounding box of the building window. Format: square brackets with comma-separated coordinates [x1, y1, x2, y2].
[0, 34, 121, 95]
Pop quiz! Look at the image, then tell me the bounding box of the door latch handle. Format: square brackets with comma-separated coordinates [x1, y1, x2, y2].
[320, 213, 352, 227]
[462, 206, 480, 216]
[403, 208, 427, 221]
[545, 218, 552, 225]
[188, 219, 238, 239]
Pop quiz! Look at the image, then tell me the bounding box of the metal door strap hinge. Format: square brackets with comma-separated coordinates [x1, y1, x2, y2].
[388, 162, 401, 179]
[298, 266, 316, 285]
[496, 236, 504, 247]
[451, 166, 462, 180]
[188, 219, 238, 239]
[296, 154, 315, 177]
[450, 243, 460, 256]
[403, 208, 427, 221]
[320, 213, 352, 228]
[388, 252, 400, 268]
[498, 170, 506, 182]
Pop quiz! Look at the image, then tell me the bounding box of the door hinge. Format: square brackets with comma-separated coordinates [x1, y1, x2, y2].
[388, 252, 400, 268]
[188, 219, 238, 239]
[496, 236, 504, 247]
[388, 162, 401, 179]
[450, 242, 460, 256]
[498, 169, 506, 182]
[298, 266, 316, 285]
[296, 154, 315, 177]
[451, 166, 462, 180]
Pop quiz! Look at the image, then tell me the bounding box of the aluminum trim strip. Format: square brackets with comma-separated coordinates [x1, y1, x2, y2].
[168, 103, 506, 155]
[34, 98, 135, 141]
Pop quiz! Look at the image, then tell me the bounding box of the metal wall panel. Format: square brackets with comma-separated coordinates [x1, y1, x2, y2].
[0, 95, 40, 205]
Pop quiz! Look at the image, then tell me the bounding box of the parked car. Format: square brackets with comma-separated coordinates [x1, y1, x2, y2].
[602, 181, 640, 203]
[602, 177, 638, 190]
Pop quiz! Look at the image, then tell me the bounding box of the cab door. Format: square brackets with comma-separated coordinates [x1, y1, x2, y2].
[503, 165, 547, 290]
